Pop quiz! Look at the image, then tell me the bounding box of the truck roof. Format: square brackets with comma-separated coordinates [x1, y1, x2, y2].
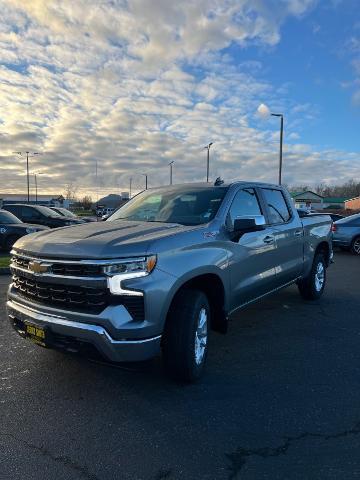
[144, 181, 285, 190]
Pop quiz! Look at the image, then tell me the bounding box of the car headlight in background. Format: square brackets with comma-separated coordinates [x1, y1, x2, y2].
[26, 227, 37, 234]
[105, 256, 157, 295]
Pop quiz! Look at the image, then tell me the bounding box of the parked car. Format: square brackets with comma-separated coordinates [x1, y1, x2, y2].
[7, 182, 333, 381]
[332, 213, 360, 255]
[3, 204, 84, 229]
[0, 209, 49, 251]
[49, 207, 94, 223]
[101, 209, 118, 221]
[99, 207, 115, 219]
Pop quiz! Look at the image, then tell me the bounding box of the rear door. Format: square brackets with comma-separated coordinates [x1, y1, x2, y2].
[260, 188, 304, 286]
[226, 187, 277, 309]
[20, 206, 43, 226]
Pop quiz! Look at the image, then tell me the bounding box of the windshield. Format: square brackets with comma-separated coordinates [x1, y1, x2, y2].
[54, 208, 76, 218]
[108, 186, 228, 225]
[0, 210, 22, 224]
[36, 205, 61, 217]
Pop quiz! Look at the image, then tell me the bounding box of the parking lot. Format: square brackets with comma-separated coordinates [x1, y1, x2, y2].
[0, 251, 359, 479]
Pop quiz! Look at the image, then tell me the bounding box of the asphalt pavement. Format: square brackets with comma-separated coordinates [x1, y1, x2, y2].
[1, 251, 360, 480]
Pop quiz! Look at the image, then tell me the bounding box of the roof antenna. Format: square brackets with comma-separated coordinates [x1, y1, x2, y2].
[214, 177, 224, 186]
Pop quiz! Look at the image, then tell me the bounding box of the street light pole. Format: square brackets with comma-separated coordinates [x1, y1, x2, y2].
[13, 151, 41, 202]
[204, 143, 213, 183]
[34, 173, 38, 203]
[141, 173, 148, 190]
[271, 113, 284, 185]
[169, 161, 174, 185]
[34, 172, 43, 203]
[129, 177, 132, 199]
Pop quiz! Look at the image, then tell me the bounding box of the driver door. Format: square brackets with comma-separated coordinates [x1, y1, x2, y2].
[226, 187, 277, 311]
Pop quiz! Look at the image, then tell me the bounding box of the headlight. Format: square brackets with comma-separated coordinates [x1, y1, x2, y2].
[26, 227, 37, 234]
[105, 256, 157, 295]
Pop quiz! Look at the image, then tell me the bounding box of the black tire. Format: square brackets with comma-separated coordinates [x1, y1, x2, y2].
[298, 253, 326, 300]
[162, 289, 210, 382]
[5, 235, 20, 252]
[350, 236, 360, 256]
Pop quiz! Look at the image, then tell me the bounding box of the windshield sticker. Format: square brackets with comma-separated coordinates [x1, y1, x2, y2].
[203, 231, 218, 238]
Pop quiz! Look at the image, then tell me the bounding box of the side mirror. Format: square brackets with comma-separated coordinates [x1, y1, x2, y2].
[233, 215, 266, 233]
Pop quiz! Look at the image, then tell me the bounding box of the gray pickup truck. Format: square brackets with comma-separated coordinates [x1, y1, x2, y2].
[7, 181, 333, 381]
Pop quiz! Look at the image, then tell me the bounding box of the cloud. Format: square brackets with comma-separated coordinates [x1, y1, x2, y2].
[0, 0, 358, 198]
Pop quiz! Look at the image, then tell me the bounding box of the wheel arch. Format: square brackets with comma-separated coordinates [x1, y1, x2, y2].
[164, 272, 228, 334]
[314, 241, 331, 266]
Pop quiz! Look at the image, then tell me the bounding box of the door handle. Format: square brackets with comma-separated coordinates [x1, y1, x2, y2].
[263, 235, 275, 244]
[294, 230, 303, 237]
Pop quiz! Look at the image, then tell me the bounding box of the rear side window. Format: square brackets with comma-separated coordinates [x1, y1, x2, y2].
[21, 206, 41, 221]
[5, 205, 19, 216]
[228, 188, 262, 225]
[262, 189, 291, 224]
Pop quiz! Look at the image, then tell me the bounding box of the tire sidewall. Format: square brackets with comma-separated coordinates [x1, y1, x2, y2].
[188, 294, 210, 380]
[351, 236, 360, 256]
[310, 254, 326, 299]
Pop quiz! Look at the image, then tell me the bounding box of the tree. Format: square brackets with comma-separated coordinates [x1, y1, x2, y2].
[64, 183, 78, 201]
[79, 195, 93, 210]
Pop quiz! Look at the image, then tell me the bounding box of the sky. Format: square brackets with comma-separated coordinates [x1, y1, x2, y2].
[0, 0, 359, 198]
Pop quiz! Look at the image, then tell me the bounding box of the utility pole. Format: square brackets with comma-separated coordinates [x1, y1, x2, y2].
[204, 143, 213, 183]
[271, 113, 284, 185]
[141, 173, 148, 190]
[169, 161, 174, 185]
[13, 151, 41, 202]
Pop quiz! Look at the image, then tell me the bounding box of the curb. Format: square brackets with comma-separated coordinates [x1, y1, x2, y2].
[0, 268, 10, 275]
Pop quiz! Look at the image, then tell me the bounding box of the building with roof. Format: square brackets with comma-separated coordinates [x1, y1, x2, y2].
[0, 194, 70, 209]
[290, 191, 324, 210]
[322, 197, 347, 210]
[290, 191, 347, 210]
[345, 196, 360, 211]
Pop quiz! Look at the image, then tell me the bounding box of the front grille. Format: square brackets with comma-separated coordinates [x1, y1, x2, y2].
[11, 255, 102, 277]
[51, 263, 103, 277]
[12, 272, 145, 320]
[13, 274, 109, 314]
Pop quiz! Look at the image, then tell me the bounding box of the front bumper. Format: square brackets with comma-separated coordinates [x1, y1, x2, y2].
[7, 299, 161, 362]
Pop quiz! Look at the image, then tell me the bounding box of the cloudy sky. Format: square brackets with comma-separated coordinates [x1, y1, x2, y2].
[0, 0, 359, 198]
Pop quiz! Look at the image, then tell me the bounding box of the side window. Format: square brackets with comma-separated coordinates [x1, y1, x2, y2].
[21, 207, 40, 220]
[262, 189, 291, 224]
[228, 188, 262, 226]
[6, 206, 19, 216]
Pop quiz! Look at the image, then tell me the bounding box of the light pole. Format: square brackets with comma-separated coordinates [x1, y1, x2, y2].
[13, 151, 41, 202]
[129, 177, 132, 199]
[256, 104, 284, 185]
[204, 142, 213, 183]
[271, 113, 284, 185]
[141, 173, 148, 190]
[168, 161, 174, 185]
[34, 172, 43, 204]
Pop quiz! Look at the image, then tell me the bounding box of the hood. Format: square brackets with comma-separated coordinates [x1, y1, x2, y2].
[13, 219, 196, 259]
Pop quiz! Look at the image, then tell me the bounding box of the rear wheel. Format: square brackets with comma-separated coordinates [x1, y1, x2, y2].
[298, 253, 327, 300]
[350, 236, 360, 256]
[162, 289, 210, 382]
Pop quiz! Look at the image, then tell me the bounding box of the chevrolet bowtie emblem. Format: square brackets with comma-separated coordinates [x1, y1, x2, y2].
[28, 261, 51, 274]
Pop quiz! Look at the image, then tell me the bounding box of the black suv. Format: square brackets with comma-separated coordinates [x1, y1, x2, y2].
[3, 204, 84, 229]
[0, 209, 49, 251]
